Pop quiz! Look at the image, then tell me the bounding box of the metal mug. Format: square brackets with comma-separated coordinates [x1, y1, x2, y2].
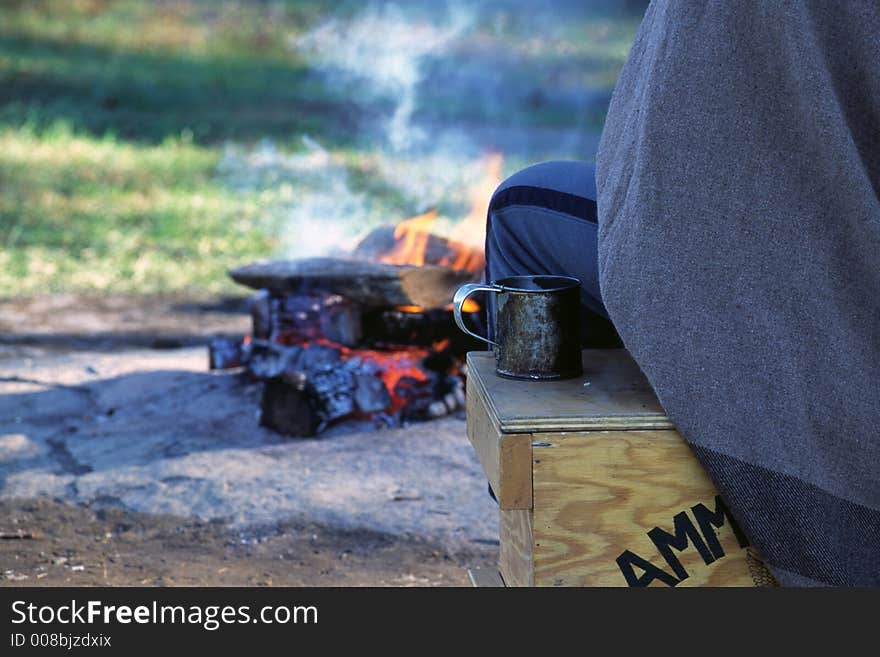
[453, 275, 582, 380]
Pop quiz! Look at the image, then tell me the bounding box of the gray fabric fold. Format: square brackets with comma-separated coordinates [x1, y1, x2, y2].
[596, 0, 880, 585]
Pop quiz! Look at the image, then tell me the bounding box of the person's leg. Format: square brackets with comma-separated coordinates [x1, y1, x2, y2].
[484, 160, 620, 347]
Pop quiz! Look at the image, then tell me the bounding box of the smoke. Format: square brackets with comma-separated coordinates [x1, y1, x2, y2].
[218, 138, 379, 258]
[292, 3, 474, 152]
[218, 1, 644, 259]
[217, 136, 495, 258]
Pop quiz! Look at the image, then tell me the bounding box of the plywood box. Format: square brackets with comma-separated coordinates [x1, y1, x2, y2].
[466, 350, 775, 587]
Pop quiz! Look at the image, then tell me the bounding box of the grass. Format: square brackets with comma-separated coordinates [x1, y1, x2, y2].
[0, 0, 353, 296]
[0, 122, 280, 294]
[0, 0, 642, 297]
[0, 0, 356, 144]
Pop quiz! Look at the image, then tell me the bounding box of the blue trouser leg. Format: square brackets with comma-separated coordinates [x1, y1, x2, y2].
[483, 160, 620, 348]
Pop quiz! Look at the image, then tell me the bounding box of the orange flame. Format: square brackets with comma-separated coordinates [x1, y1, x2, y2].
[378, 209, 438, 267]
[460, 298, 480, 313]
[442, 299, 480, 313]
[374, 152, 503, 277]
[444, 243, 484, 272]
[449, 152, 504, 248]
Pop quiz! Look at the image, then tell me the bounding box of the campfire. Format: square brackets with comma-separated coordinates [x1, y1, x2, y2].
[210, 154, 501, 437]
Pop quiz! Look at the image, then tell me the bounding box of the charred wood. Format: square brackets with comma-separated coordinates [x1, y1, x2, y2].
[260, 378, 320, 437]
[360, 307, 454, 347]
[319, 301, 362, 346]
[249, 290, 271, 340]
[208, 337, 244, 370]
[245, 340, 302, 379]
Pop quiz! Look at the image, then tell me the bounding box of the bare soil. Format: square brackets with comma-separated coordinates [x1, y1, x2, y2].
[0, 294, 252, 360]
[0, 498, 487, 587]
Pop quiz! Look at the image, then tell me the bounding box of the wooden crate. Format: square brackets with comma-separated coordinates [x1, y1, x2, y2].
[466, 350, 773, 587]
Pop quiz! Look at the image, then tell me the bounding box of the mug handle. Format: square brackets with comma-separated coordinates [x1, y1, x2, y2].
[453, 283, 501, 347]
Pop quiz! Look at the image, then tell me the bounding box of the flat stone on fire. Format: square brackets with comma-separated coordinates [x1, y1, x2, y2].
[228, 257, 476, 310]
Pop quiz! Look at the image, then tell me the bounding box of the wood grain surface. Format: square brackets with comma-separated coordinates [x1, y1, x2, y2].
[466, 369, 532, 509]
[531, 430, 755, 587]
[466, 350, 673, 434]
[500, 509, 534, 587]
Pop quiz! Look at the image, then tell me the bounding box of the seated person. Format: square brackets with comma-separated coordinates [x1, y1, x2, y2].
[485, 160, 619, 348]
[484, 1, 880, 586]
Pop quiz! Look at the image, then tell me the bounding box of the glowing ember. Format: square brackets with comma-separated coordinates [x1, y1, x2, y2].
[268, 327, 436, 413]
[360, 348, 430, 411]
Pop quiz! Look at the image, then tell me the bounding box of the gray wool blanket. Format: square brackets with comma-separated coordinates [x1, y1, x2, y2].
[596, 0, 880, 586]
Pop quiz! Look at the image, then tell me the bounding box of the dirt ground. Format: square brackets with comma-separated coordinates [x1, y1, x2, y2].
[0, 294, 253, 359]
[0, 295, 498, 587]
[0, 498, 488, 586]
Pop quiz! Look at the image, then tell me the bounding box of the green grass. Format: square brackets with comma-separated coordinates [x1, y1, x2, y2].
[0, 0, 355, 296]
[0, 0, 642, 297]
[0, 123, 277, 294]
[0, 0, 359, 146]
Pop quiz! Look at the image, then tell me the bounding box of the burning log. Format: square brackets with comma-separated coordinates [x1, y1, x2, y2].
[253, 294, 480, 352]
[353, 214, 485, 273]
[353, 373, 393, 413]
[353, 225, 483, 271]
[257, 354, 394, 437]
[360, 307, 457, 347]
[246, 340, 343, 379]
[222, 154, 497, 437]
[247, 341, 303, 379]
[228, 257, 476, 310]
[260, 377, 320, 437]
[320, 302, 363, 346]
[306, 361, 392, 420]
